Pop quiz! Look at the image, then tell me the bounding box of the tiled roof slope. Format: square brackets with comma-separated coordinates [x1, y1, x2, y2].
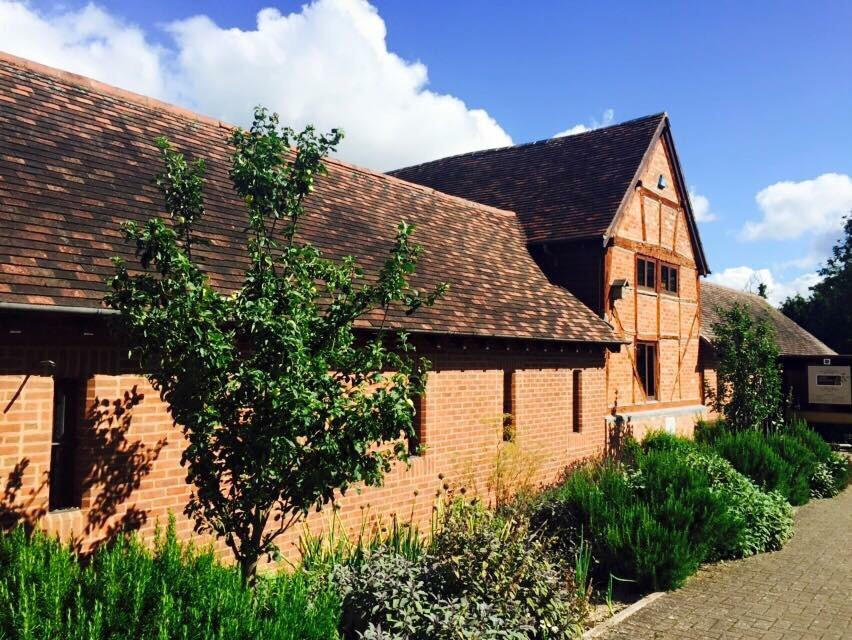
[389, 114, 666, 245]
[700, 282, 835, 356]
[0, 53, 619, 345]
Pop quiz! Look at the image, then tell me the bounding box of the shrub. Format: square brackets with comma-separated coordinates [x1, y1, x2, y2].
[532, 433, 797, 592]
[531, 452, 737, 592]
[631, 446, 742, 576]
[701, 429, 801, 502]
[641, 432, 793, 557]
[765, 433, 816, 505]
[700, 420, 849, 503]
[786, 420, 850, 496]
[334, 499, 587, 639]
[0, 523, 340, 640]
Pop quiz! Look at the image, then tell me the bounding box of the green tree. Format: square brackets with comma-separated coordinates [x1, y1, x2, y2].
[709, 302, 783, 434]
[781, 214, 852, 353]
[106, 108, 445, 583]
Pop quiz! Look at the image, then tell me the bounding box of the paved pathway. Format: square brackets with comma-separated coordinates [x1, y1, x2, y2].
[598, 485, 852, 640]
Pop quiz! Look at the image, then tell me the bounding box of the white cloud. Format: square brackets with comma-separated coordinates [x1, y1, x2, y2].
[0, 1, 169, 97]
[741, 173, 852, 241]
[554, 108, 615, 137]
[0, 0, 512, 170]
[707, 266, 822, 306]
[688, 188, 716, 222]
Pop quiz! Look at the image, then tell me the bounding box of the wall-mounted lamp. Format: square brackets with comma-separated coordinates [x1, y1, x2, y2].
[657, 174, 667, 190]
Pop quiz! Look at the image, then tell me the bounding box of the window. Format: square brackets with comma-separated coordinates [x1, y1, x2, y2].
[572, 370, 582, 433]
[636, 342, 658, 400]
[636, 256, 656, 290]
[49, 378, 83, 511]
[660, 263, 678, 294]
[502, 370, 515, 442]
[636, 256, 679, 295]
[408, 393, 424, 455]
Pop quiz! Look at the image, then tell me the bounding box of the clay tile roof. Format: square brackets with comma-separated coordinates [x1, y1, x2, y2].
[700, 282, 835, 356]
[0, 52, 620, 345]
[389, 114, 667, 245]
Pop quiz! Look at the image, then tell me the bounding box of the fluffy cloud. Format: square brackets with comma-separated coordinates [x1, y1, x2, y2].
[688, 188, 716, 222]
[741, 173, 852, 241]
[554, 108, 615, 137]
[0, 1, 169, 97]
[0, 0, 511, 170]
[706, 266, 822, 306]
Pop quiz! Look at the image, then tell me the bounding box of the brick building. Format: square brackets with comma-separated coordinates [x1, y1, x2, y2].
[0, 53, 618, 556]
[0, 51, 815, 560]
[392, 113, 710, 438]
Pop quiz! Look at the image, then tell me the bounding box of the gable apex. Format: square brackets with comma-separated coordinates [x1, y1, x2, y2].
[605, 116, 710, 275]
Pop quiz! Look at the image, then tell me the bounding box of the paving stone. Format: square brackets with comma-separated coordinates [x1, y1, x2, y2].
[596, 486, 852, 639]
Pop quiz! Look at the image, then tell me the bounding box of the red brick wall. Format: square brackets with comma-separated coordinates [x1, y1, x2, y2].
[0, 325, 607, 563]
[605, 138, 706, 432]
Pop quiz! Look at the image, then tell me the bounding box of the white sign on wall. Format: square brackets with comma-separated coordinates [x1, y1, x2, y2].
[807, 366, 852, 405]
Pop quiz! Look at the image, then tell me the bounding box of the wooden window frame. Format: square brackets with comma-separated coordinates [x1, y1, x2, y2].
[636, 254, 657, 292]
[660, 261, 679, 295]
[635, 255, 679, 297]
[635, 341, 659, 401]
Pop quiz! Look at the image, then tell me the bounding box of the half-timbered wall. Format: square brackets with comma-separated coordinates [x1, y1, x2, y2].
[605, 138, 706, 436]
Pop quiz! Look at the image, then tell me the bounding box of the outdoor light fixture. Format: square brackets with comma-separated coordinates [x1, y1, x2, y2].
[657, 174, 667, 189]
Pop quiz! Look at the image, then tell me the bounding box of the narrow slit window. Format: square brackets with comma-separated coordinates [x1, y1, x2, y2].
[636, 342, 658, 400]
[572, 370, 582, 433]
[49, 378, 83, 511]
[408, 393, 424, 455]
[503, 370, 515, 442]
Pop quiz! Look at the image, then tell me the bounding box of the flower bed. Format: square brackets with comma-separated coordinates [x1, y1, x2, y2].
[1, 423, 846, 639]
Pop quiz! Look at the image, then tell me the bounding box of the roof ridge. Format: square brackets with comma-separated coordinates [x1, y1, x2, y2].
[701, 280, 837, 355]
[702, 280, 757, 294]
[389, 112, 668, 174]
[0, 50, 517, 220]
[0, 50, 225, 129]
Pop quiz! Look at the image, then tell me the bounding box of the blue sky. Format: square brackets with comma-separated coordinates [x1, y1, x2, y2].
[2, 0, 851, 304]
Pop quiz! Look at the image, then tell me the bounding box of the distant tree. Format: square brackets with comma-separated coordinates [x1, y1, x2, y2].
[106, 108, 445, 584]
[709, 302, 783, 434]
[781, 214, 852, 353]
[757, 282, 768, 299]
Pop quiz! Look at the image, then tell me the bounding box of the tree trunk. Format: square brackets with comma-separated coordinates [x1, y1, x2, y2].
[240, 551, 260, 587]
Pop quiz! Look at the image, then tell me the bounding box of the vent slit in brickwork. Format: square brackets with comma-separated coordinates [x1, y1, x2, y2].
[572, 370, 582, 433]
[502, 370, 515, 442]
[48, 378, 83, 511]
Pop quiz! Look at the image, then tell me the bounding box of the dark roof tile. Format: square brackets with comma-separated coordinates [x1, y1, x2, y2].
[700, 282, 835, 356]
[0, 53, 619, 345]
[389, 114, 666, 245]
